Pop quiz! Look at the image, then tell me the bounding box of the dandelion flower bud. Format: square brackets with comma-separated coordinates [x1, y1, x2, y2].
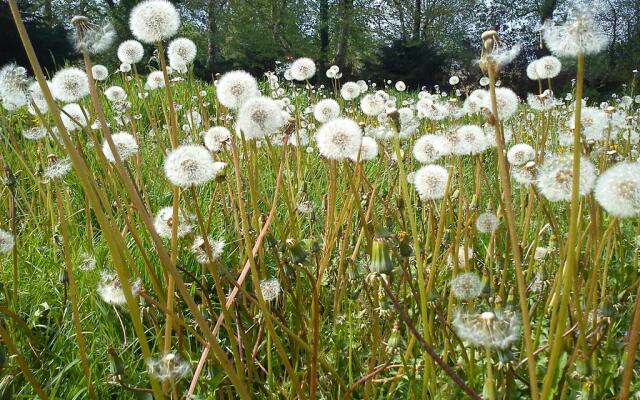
[60, 103, 89, 131]
[290, 57, 316, 81]
[594, 162, 640, 218]
[129, 0, 180, 44]
[370, 236, 394, 274]
[91, 64, 108, 81]
[237, 96, 285, 139]
[147, 352, 191, 382]
[536, 154, 597, 202]
[535, 55, 562, 79]
[315, 118, 363, 160]
[164, 144, 223, 187]
[414, 164, 449, 200]
[153, 206, 194, 239]
[340, 81, 361, 101]
[476, 212, 499, 233]
[507, 143, 535, 167]
[51, 67, 89, 102]
[413, 134, 451, 164]
[259, 278, 282, 302]
[216, 70, 259, 109]
[0, 229, 15, 254]
[203, 126, 231, 152]
[360, 93, 386, 117]
[102, 132, 138, 163]
[450, 273, 483, 301]
[350, 136, 379, 162]
[313, 99, 340, 123]
[117, 40, 144, 64]
[168, 37, 197, 67]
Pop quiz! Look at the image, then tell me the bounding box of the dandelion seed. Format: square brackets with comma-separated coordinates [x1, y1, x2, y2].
[102, 132, 139, 163]
[191, 236, 225, 264]
[52, 67, 89, 103]
[164, 145, 224, 187]
[153, 206, 194, 239]
[595, 162, 640, 218]
[536, 153, 597, 202]
[315, 118, 363, 160]
[147, 352, 191, 382]
[129, 0, 181, 44]
[259, 278, 282, 302]
[97, 271, 141, 306]
[450, 273, 484, 301]
[0, 229, 15, 254]
[413, 164, 449, 200]
[453, 310, 520, 349]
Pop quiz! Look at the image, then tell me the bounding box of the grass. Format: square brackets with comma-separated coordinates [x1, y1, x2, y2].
[2, 5, 640, 399]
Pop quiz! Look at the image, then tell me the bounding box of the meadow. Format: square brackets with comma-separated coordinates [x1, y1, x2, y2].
[1, 1, 640, 399]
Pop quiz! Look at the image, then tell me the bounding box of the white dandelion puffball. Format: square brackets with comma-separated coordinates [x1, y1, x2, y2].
[313, 99, 340, 123]
[395, 81, 406, 91]
[476, 212, 499, 233]
[168, 37, 197, 66]
[507, 143, 535, 167]
[350, 136, 378, 162]
[360, 93, 385, 117]
[153, 206, 194, 239]
[290, 57, 316, 81]
[191, 235, 225, 264]
[535, 56, 562, 79]
[117, 40, 144, 64]
[260, 278, 282, 302]
[120, 63, 132, 73]
[203, 126, 231, 152]
[542, 7, 609, 57]
[102, 132, 139, 163]
[22, 126, 48, 140]
[453, 310, 520, 349]
[129, 0, 180, 44]
[51, 67, 89, 102]
[238, 96, 285, 139]
[414, 164, 449, 200]
[595, 162, 640, 218]
[28, 81, 49, 114]
[316, 118, 363, 161]
[60, 103, 88, 131]
[449, 76, 460, 85]
[0, 229, 15, 254]
[450, 273, 483, 301]
[452, 125, 487, 155]
[0, 63, 30, 109]
[413, 134, 451, 164]
[340, 81, 361, 101]
[216, 70, 259, 109]
[104, 86, 127, 102]
[526, 60, 541, 80]
[91, 64, 108, 81]
[147, 352, 191, 382]
[146, 70, 165, 90]
[484, 87, 519, 120]
[164, 145, 223, 187]
[463, 89, 488, 115]
[536, 154, 597, 202]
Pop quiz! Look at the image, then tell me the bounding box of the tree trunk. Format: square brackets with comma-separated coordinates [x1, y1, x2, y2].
[335, 0, 353, 71]
[207, 0, 225, 78]
[319, 0, 329, 70]
[412, 0, 421, 41]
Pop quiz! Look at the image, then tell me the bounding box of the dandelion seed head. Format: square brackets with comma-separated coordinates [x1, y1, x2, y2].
[542, 3, 609, 57]
[22, 126, 48, 140]
[395, 80, 406, 91]
[315, 118, 363, 160]
[350, 136, 378, 162]
[146, 70, 166, 90]
[0, 229, 15, 254]
[191, 236, 225, 264]
[450, 273, 484, 301]
[43, 158, 72, 181]
[164, 145, 222, 187]
[153, 206, 194, 239]
[203, 126, 231, 152]
[484, 87, 519, 120]
[51, 67, 89, 102]
[97, 271, 141, 306]
[91, 64, 109, 81]
[507, 143, 535, 167]
[464, 89, 489, 115]
[0, 63, 30, 110]
[476, 212, 499, 233]
[313, 99, 341, 123]
[452, 124, 487, 155]
[216, 70, 259, 109]
[104, 85, 127, 102]
[360, 93, 386, 117]
[537, 154, 597, 202]
[290, 57, 316, 81]
[129, 0, 180, 44]
[238, 96, 285, 139]
[535, 56, 562, 79]
[102, 132, 138, 163]
[412, 134, 451, 164]
[340, 81, 361, 101]
[147, 352, 191, 382]
[117, 40, 144, 64]
[526, 60, 541, 80]
[414, 164, 449, 200]
[595, 162, 640, 217]
[453, 309, 520, 349]
[168, 37, 197, 67]
[60, 103, 89, 131]
[260, 278, 282, 302]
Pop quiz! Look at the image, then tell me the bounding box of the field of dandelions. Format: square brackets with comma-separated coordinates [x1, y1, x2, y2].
[1, 1, 640, 399]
